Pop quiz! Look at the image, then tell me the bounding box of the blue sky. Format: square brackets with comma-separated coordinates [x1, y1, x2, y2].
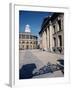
[19, 10, 53, 36]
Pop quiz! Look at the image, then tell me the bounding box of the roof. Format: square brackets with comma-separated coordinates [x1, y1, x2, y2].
[39, 13, 64, 34]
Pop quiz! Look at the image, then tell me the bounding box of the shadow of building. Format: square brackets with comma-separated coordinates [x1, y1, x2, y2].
[19, 63, 36, 79]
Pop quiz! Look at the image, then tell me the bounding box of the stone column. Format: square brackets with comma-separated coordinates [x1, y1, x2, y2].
[40, 35, 42, 49]
[42, 32, 43, 49]
[43, 30, 47, 50]
[56, 21, 59, 31]
[61, 17, 64, 52]
[46, 27, 49, 50]
[49, 21, 53, 51]
[58, 36, 60, 47]
[42, 31, 44, 50]
[61, 34, 64, 53]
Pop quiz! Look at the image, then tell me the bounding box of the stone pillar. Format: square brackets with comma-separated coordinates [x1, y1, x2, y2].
[43, 30, 47, 50]
[42, 31, 44, 50]
[62, 17, 64, 53]
[58, 36, 60, 47]
[52, 37, 54, 48]
[49, 21, 53, 51]
[46, 27, 50, 50]
[56, 21, 59, 32]
[61, 36, 64, 53]
[41, 30, 46, 50]
[41, 33, 43, 50]
[40, 35, 42, 49]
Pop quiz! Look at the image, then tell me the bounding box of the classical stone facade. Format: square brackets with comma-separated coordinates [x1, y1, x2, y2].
[39, 13, 64, 54]
[19, 32, 38, 50]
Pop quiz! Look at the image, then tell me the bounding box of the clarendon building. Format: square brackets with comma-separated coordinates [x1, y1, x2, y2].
[19, 25, 38, 50]
[39, 13, 64, 54]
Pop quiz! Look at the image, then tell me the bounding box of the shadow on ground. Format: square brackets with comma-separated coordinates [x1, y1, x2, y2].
[19, 59, 64, 79]
[57, 59, 64, 74]
[33, 59, 64, 76]
[57, 59, 64, 65]
[19, 63, 36, 79]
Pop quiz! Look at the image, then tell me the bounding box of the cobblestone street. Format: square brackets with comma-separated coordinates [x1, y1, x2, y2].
[19, 49, 64, 79]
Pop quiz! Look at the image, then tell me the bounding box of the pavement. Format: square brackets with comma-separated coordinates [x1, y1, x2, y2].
[19, 49, 64, 78]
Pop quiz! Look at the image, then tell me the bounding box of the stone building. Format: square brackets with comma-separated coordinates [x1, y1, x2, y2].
[39, 13, 64, 54]
[19, 25, 38, 50]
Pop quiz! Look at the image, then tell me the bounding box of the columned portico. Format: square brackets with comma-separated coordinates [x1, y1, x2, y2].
[39, 13, 64, 54]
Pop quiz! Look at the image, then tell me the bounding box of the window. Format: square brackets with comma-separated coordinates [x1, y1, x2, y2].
[23, 45, 24, 48]
[22, 35, 25, 39]
[26, 41, 29, 44]
[53, 25, 55, 33]
[19, 34, 22, 38]
[32, 36, 34, 39]
[33, 45, 35, 49]
[30, 45, 32, 49]
[30, 35, 32, 39]
[61, 20, 64, 30]
[30, 42, 32, 44]
[58, 35, 62, 47]
[22, 41, 25, 43]
[58, 20, 61, 30]
[26, 45, 29, 49]
[53, 37, 56, 47]
[34, 41, 35, 44]
[26, 35, 29, 39]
